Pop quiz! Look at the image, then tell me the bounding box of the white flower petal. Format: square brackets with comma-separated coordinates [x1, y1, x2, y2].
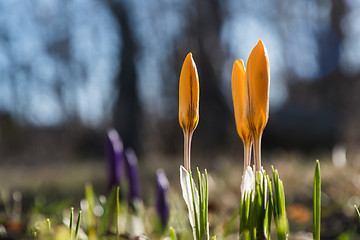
[241, 166, 255, 200]
[240, 166, 268, 207]
[180, 166, 199, 233]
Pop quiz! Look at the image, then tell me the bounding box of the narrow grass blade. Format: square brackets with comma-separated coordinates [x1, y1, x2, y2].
[204, 169, 209, 238]
[271, 166, 289, 240]
[75, 211, 82, 239]
[197, 168, 204, 238]
[313, 160, 321, 240]
[116, 186, 120, 240]
[69, 207, 74, 239]
[278, 181, 285, 217]
[189, 170, 200, 240]
[240, 193, 251, 234]
[85, 184, 96, 238]
[46, 218, 51, 233]
[355, 205, 360, 222]
[272, 167, 280, 219]
[265, 176, 273, 239]
[169, 227, 178, 240]
[263, 203, 271, 239]
[99, 187, 116, 234]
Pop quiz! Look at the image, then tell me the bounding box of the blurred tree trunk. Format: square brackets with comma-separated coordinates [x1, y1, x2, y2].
[314, 0, 349, 146]
[186, 0, 232, 151]
[328, 0, 360, 149]
[108, 0, 142, 154]
[156, 0, 233, 155]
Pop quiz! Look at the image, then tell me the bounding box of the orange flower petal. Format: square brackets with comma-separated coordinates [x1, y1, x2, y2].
[179, 53, 200, 133]
[231, 59, 252, 143]
[246, 40, 270, 136]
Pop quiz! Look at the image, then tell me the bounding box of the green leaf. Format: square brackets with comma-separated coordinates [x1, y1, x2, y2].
[69, 207, 74, 239]
[170, 227, 178, 240]
[189, 170, 200, 240]
[204, 170, 208, 230]
[313, 160, 321, 240]
[244, 193, 251, 230]
[197, 168, 204, 238]
[99, 187, 116, 234]
[264, 176, 273, 240]
[240, 230, 251, 240]
[116, 186, 120, 239]
[85, 183, 96, 238]
[271, 166, 289, 240]
[46, 218, 51, 233]
[355, 205, 360, 222]
[279, 180, 285, 216]
[75, 211, 82, 239]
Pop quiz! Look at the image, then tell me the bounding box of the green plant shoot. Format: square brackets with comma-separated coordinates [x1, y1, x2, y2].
[313, 160, 321, 240]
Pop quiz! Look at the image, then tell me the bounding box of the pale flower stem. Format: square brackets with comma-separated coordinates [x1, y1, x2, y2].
[253, 133, 262, 171]
[184, 131, 193, 171]
[243, 141, 252, 170]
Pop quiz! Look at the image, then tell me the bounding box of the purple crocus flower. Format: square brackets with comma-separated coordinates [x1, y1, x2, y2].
[125, 149, 141, 201]
[106, 128, 124, 190]
[155, 169, 170, 230]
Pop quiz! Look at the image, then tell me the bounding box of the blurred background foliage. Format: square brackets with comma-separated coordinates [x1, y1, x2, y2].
[0, 0, 359, 163]
[2, 1, 360, 238]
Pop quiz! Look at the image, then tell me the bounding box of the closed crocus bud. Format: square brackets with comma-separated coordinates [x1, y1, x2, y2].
[155, 169, 170, 231]
[125, 149, 141, 201]
[179, 52, 200, 134]
[246, 40, 270, 137]
[179, 53, 199, 171]
[232, 59, 253, 169]
[106, 129, 124, 190]
[247, 40, 270, 171]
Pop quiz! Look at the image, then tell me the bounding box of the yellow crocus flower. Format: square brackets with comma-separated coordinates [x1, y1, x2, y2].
[231, 59, 252, 169]
[247, 40, 270, 137]
[232, 40, 270, 171]
[179, 52, 199, 171]
[247, 40, 269, 171]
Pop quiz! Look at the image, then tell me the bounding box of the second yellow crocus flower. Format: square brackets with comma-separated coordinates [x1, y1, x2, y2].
[179, 52, 199, 171]
[232, 40, 270, 171]
[232, 59, 253, 169]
